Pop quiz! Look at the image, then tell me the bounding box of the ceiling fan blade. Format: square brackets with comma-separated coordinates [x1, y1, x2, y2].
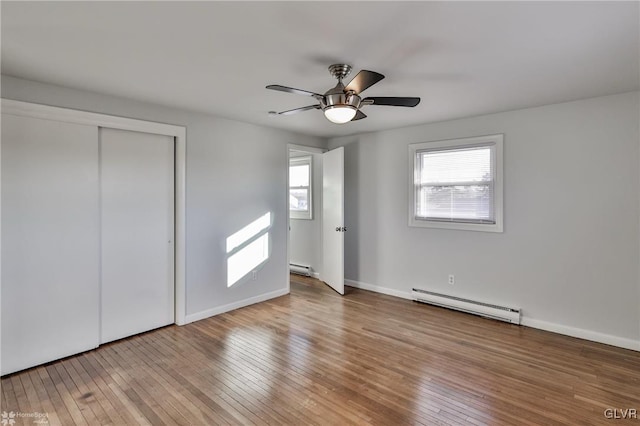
[344, 70, 385, 94]
[351, 110, 367, 121]
[266, 85, 323, 99]
[274, 105, 321, 116]
[363, 97, 421, 107]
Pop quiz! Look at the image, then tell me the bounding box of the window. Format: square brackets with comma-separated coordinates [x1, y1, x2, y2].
[409, 134, 503, 232]
[289, 155, 312, 220]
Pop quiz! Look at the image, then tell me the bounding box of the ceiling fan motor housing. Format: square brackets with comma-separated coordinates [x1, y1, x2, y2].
[321, 92, 361, 112]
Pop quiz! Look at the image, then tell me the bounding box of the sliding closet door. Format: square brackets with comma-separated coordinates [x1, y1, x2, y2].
[100, 128, 175, 344]
[1, 114, 100, 375]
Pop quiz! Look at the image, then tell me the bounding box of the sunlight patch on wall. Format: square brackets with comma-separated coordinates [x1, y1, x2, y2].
[226, 212, 271, 253]
[226, 212, 272, 287]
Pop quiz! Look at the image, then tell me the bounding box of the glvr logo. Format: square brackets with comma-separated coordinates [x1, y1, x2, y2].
[604, 408, 638, 419]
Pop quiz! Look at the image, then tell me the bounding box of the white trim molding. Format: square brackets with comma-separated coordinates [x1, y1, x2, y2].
[346, 278, 640, 352]
[520, 318, 640, 352]
[184, 288, 289, 324]
[1, 99, 183, 137]
[288, 143, 327, 154]
[1, 99, 188, 326]
[345, 279, 413, 301]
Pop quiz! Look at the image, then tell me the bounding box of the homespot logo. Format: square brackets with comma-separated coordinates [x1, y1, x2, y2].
[604, 408, 637, 419]
[0, 412, 14, 425]
[1, 411, 49, 425]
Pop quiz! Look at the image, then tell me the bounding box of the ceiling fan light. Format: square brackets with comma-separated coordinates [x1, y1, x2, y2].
[323, 106, 357, 124]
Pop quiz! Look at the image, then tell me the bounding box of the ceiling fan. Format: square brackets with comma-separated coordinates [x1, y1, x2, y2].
[266, 64, 420, 124]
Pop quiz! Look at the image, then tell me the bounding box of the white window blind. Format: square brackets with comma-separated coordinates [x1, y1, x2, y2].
[416, 145, 495, 223]
[409, 134, 503, 232]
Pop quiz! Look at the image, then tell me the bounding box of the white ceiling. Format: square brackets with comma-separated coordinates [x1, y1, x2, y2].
[2, 1, 638, 138]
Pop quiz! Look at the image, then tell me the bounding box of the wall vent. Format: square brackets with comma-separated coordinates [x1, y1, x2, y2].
[412, 288, 521, 325]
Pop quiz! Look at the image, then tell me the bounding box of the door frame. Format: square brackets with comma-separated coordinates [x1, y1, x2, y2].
[1, 99, 188, 325]
[286, 143, 326, 292]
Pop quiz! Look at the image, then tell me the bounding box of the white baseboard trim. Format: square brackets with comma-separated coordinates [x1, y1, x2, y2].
[312, 272, 320, 279]
[520, 318, 640, 352]
[184, 288, 289, 324]
[345, 279, 413, 301]
[345, 278, 639, 352]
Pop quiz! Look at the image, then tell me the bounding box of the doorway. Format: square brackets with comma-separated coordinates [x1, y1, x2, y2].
[286, 144, 345, 295]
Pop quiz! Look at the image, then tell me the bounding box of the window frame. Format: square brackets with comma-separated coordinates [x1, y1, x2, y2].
[408, 134, 504, 232]
[289, 155, 313, 220]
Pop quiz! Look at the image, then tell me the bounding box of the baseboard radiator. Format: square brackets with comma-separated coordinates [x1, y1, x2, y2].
[290, 263, 311, 277]
[412, 288, 521, 325]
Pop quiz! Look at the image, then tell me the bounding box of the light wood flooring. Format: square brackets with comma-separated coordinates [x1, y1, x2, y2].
[2, 275, 639, 425]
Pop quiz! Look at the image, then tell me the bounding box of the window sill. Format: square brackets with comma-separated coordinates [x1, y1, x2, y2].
[409, 217, 503, 233]
[290, 212, 313, 220]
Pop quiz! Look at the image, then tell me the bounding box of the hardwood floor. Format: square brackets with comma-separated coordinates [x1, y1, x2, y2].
[2, 275, 639, 425]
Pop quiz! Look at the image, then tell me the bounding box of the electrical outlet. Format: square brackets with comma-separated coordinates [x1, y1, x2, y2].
[448, 274, 455, 285]
[252, 270, 257, 281]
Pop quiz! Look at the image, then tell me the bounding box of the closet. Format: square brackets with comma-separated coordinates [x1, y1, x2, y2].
[100, 127, 174, 344]
[1, 104, 179, 375]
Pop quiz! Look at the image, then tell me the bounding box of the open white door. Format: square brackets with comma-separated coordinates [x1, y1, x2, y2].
[322, 147, 345, 295]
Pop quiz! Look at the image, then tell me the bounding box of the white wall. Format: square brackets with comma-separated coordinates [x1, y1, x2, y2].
[1, 75, 326, 322]
[329, 91, 640, 349]
[289, 150, 323, 276]
[4, 75, 638, 350]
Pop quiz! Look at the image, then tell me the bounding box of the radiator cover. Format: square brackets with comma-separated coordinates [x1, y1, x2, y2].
[412, 288, 521, 325]
[290, 263, 311, 277]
